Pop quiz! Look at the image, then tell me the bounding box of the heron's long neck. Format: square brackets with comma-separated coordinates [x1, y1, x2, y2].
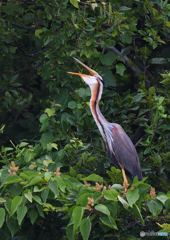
[90, 82, 108, 141]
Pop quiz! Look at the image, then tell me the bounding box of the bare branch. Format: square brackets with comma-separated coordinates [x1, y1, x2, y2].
[23, 51, 40, 57]
[4, 19, 36, 31]
[15, 67, 32, 74]
[96, 42, 155, 83]
[130, 126, 145, 145]
[96, 42, 141, 77]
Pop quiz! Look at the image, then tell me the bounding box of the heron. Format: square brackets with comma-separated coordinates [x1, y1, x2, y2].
[68, 58, 143, 193]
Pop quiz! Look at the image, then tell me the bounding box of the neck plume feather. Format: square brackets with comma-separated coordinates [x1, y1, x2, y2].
[90, 81, 108, 141]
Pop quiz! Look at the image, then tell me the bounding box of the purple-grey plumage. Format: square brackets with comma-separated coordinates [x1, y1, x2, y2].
[106, 123, 143, 181]
[68, 58, 143, 187]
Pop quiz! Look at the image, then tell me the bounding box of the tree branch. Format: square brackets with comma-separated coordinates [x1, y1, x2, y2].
[96, 42, 141, 77]
[96, 42, 155, 83]
[15, 67, 32, 74]
[130, 126, 145, 145]
[14, 102, 33, 122]
[4, 19, 36, 31]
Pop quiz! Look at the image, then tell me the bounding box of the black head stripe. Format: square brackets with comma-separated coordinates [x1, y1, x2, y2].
[97, 76, 105, 86]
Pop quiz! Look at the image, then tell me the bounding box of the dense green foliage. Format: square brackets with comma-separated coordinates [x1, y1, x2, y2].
[0, 0, 170, 239]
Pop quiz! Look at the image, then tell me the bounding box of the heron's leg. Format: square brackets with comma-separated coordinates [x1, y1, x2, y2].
[121, 167, 129, 194]
[118, 162, 129, 194]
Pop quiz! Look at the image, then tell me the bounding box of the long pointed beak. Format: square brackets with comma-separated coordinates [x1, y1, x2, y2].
[68, 57, 97, 76]
[67, 72, 91, 78]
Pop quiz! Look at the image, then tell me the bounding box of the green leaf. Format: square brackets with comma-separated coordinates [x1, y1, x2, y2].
[0, 198, 6, 203]
[78, 88, 86, 100]
[51, 143, 58, 150]
[80, 218, 91, 240]
[97, 67, 116, 86]
[100, 51, 116, 66]
[133, 93, 142, 102]
[40, 130, 54, 149]
[81, 174, 103, 183]
[121, 32, 132, 44]
[131, 204, 144, 225]
[17, 205, 27, 225]
[28, 209, 38, 224]
[148, 86, 156, 96]
[5, 199, 12, 214]
[6, 216, 19, 237]
[2, 147, 13, 152]
[95, 204, 110, 216]
[147, 199, 163, 216]
[157, 195, 168, 204]
[84, 25, 94, 31]
[39, 114, 49, 124]
[56, 177, 66, 192]
[99, 215, 117, 229]
[10, 196, 23, 217]
[111, 184, 123, 191]
[9, 46, 17, 53]
[33, 195, 42, 205]
[36, 204, 44, 218]
[10, 185, 22, 196]
[68, 101, 77, 109]
[66, 222, 74, 240]
[88, 17, 96, 23]
[126, 188, 139, 207]
[4, 175, 22, 185]
[0, 208, 5, 228]
[35, 29, 43, 39]
[104, 202, 117, 220]
[70, 0, 79, 8]
[77, 193, 92, 207]
[55, 88, 69, 105]
[2, 46, 8, 53]
[24, 150, 34, 163]
[138, 30, 146, 36]
[116, 64, 126, 76]
[20, 171, 37, 180]
[165, 199, 170, 210]
[11, 73, 19, 82]
[103, 190, 117, 201]
[78, 88, 90, 100]
[70, 167, 76, 177]
[93, 191, 102, 203]
[45, 108, 55, 117]
[117, 195, 129, 210]
[72, 206, 84, 230]
[49, 179, 58, 197]
[18, 142, 29, 148]
[41, 189, 49, 203]
[24, 176, 42, 187]
[41, 66, 51, 80]
[2, 2, 24, 14]
[119, 6, 131, 11]
[44, 172, 51, 181]
[137, 183, 151, 202]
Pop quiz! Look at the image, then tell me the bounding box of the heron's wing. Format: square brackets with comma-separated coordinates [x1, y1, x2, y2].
[109, 123, 143, 180]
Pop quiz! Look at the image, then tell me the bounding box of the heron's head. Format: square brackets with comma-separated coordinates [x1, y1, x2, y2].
[68, 58, 104, 89]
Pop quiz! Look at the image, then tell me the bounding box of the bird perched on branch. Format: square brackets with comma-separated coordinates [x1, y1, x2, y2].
[68, 58, 143, 193]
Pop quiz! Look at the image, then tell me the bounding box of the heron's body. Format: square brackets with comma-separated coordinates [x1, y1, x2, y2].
[68, 58, 143, 192]
[89, 77, 143, 181]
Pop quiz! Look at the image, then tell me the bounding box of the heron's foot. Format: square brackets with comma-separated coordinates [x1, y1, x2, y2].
[122, 181, 129, 195]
